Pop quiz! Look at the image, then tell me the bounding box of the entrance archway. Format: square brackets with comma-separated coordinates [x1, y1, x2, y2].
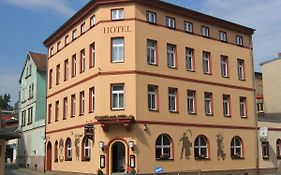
[111, 141, 126, 173]
[46, 141, 52, 171]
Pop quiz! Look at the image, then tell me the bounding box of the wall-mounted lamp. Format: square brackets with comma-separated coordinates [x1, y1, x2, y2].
[143, 124, 148, 131]
[99, 141, 105, 151]
[129, 140, 134, 151]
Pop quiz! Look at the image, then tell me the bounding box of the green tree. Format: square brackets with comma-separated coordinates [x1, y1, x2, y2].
[0, 94, 12, 110]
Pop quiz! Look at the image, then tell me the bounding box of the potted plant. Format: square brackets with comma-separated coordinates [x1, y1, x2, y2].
[97, 169, 104, 175]
[198, 154, 206, 159]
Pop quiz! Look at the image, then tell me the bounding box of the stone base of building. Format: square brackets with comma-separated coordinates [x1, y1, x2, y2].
[17, 155, 44, 172]
[259, 168, 278, 175]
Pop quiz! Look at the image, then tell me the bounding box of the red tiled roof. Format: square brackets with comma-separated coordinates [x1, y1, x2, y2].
[29, 51, 48, 70]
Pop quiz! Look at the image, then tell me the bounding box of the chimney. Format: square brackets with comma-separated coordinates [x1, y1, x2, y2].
[279, 53, 281, 58]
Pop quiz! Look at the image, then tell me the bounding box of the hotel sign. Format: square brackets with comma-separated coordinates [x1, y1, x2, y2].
[84, 123, 94, 140]
[103, 25, 132, 34]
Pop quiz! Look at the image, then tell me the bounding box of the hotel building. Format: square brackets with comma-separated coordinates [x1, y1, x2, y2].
[43, 0, 256, 174]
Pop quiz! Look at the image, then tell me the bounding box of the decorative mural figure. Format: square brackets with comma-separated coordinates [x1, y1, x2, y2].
[216, 133, 226, 160]
[59, 139, 64, 162]
[75, 134, 82, 160]
[179, 130, 192, 159]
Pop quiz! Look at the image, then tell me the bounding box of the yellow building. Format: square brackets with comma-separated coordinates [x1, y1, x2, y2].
[43, 0, 256, 174]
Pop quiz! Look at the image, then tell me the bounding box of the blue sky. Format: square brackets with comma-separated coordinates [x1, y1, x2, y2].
[0, 0, 280, 105]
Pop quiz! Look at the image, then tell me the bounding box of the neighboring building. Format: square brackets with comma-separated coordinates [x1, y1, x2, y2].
[17, 52, 47, 171]
[259, 53, 281, 174]
[43, 0, 256, 174]
[255, 72, 264, 114]
[0, 110, 20, 175]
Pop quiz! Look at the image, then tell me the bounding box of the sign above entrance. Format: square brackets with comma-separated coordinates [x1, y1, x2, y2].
[84, 123, 94, 140]
[103, 26, 132, 34]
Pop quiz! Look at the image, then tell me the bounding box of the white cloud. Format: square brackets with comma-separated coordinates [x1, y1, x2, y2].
[3, 0, 76, 17]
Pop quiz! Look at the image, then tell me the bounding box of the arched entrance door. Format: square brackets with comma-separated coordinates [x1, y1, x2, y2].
[111, 141, 126, 173]
[46, 142, 52, 171]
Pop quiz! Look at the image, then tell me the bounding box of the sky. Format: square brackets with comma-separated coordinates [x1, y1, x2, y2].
[0, 0, 280, 105]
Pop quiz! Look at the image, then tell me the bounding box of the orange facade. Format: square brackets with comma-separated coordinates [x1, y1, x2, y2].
[44, 0, 257, 174]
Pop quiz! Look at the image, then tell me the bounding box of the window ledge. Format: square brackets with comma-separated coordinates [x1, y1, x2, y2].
[188, 112, 197, 115]
[65, 158, 72, 161]
[149, 109, 159, 112]
[206, 114, 214, 117]
[169, 111, 179, 114]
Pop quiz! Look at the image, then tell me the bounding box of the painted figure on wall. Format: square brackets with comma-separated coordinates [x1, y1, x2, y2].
[75, 134, 82, 160]
[179, 130, 192, 159]
[216, 133, 226, 160]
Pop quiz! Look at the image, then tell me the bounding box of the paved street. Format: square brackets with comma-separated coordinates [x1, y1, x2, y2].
[5, 164, 46, 175]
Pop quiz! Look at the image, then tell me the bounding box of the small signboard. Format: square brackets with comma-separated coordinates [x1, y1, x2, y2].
[84, 123, 94, 140]
[260, 127, 268, 142]
[154, 167, 163, 174]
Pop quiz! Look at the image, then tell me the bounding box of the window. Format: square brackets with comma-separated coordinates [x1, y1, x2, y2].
[56, 64, 60, 85]
[166, 16, 175, 29]
[71, 94, 76, 117]
[194, 135, 209, 159]
[48, 104, 52, 124]
[64, 59, 69, 81]
[240, 97, 247, 118]
[167, 44, 176, 68]
[90, 42, 95, 68]
[72, 29, 77, 40]
[237, 59, 245, 80]
[221, 56, 229, 78]
[26, 66, 29, 78]
[262, 142, 269, 159]
[81, 22, 86, 34]
[236, 35, 243, 46]
[219, 31, 227, 42]
[63, 97, 68, 120]
[223, 95, 231, 117]
[146, 11, 156, 24]
[111, 9, 124, 20]
[21, 110, 26, 126]
[186, 48, 194, 71]
[155, 134, 173, 160]
[90, 15, 96, 27]
[204, 92, 213, 115]
[27, 107, 33, 124]
[187, 90, 196, 114]
[57, 41, 61, 52]
[112, 84, 124, 110]
[257, 102, 264, 113]
[147, 40, 157, 65]
[65, 35, 70, 45]
[80, 49, 85, 73]
[65, 138, 72, 161]
[50, 47, 54, 57]
[49, 69, 53, 88]
[72, 54, 77, 77]
[80, 91, 85, 115]
[89, 87, 95, 112]
[55, 141, 58, 162]
[148, 85, 158, 111]
[276, 139, 281, 158]
[168, 88, 178, 112]
[111, 38, 124, 63]
[55, 100, 59, 122]
[82, 137, 91, 161]
[203, 51, 211, 74]
[184, 22, 193, 33]
[201, 26, 209, 37]
[231, 136, 243, 159]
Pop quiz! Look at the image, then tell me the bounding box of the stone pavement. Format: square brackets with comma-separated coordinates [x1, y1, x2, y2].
[5, 164, 50, 175]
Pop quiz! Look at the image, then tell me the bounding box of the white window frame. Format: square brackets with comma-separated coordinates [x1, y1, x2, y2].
[66, 139, 72, 159]
[71, 95, 76, 117]
[65, 35, 69, 45]
[201, 26, 209, 37]
[237, 59, 245, 80]
[168, 88, 177, 112]
[64, 59, 69, 81]
[219, 31, 227, 42]
[184, 22, 193, 33]
[112, 38, 124, 63]
[72, 29, 77, 40]
[221, 56, 228, 77]
[194, 136, 208, 159]
[112, 84, 124, 110]
[236, 35, 243, 46]
[72, 55, 77, 77]
[203, 52, 210, 74]
[90, 87, 95, 112]
[80, 49, 85, 73]
[166, 16, 175, 29]
[80, 91, 85, 115]
[147, 40, 157, 65]
[84, 138, 91, 158]
[167, 44, 176, 68]
[223, 95, 230, 116]
[90, 15, 96, 27]
[111, 9, 124, 20]
[90, 43, 95, 67]
[204, 93, 212, 115]
[148, 85, 157, 111]
[81, 22, 86, 34]
[56, 64, 60, 85]
[63, 97, 68, 119]
[146, 11, 156, 24]
[231, 137, 243, 158]
[155, 134, 172, 160]
[186, 48, 194, 71]
[187, 90, 196, 114]
[240, 97, 246, 118]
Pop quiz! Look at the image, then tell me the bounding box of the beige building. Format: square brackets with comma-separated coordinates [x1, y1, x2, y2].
[43, 0, 257, 174]
[259, 53, 281, 174]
